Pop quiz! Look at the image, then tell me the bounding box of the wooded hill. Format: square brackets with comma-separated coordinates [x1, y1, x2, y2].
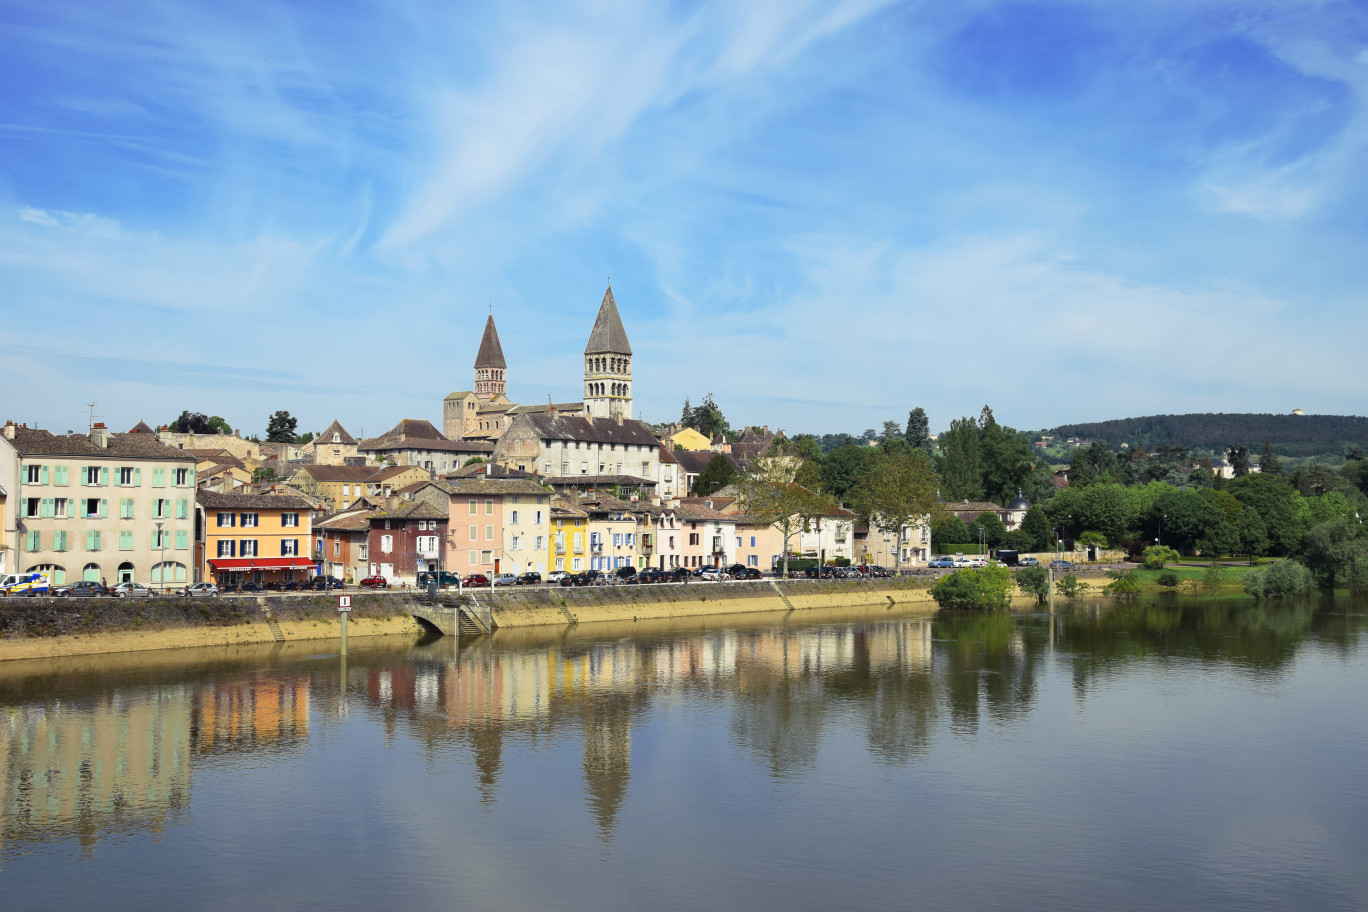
[1049, 413, 1368, 458]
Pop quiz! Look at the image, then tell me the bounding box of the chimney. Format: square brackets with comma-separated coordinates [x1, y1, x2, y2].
[3, 421, 13, 440]
[615, 411, 624, 426]
[90, 422, 109, 448]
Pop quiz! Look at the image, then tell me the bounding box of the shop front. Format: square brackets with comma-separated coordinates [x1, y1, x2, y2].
[207, 556, 318, 588]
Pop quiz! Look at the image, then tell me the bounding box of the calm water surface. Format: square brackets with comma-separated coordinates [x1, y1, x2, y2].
[2, 596, 1366, 911]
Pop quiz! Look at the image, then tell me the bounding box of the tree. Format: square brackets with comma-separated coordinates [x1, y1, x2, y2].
[849, 447, 943, 573]
[931, 515, 972, 550]
[1227, 444, 1250, 477]
[1142, 545, 1180, 569]
[1197, 521, 1239, 558]
[1235, 508, 1269, 561]
[1227, 473, 1305, 555]
[1243, 559, 1314, 599]
[938, 417, 983, 501]
[880, 420, 903, 443]
[266, 410, 299, 443]
[1260, 441, 1282, 476]
[680, 397, 691, 425]
[971, 511, 1008, 549]
[685, 394, 730, 440]
[693, 454, 737, 496]
[820, 441, 873, 499]
[930, 564, 1013, 610]
[1300, 518, 1367, 589]
[1015, 565, 1050, 605]
[980, 425, 1038, 504]
[735, 462, 838, 578]
[1152, 489, 1222, 553]
[170, 411, 213, 434]
[904, 407, 932, 456]
[252, 466, 279, 484]
[1018, 505, 1053, 552]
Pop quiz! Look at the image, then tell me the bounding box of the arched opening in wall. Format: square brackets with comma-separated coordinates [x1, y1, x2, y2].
[153, 561, 187, 586]
[82, 562, 101, 582]
[27, 563, 66, 585]
[117, 561, 135, 583]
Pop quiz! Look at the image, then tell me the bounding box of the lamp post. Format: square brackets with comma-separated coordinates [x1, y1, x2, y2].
[1158, 513, 1164, 548]
[154, 520, 166, 593]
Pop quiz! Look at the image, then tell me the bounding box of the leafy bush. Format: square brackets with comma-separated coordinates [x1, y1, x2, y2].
[1015, 566, 1050, 604]
[1142, 545, 1180, 570]
[1243, 559, 1314, 600]
[930, 565, 1014, 610]
[1056, 573, 1088, 599]
[1201, 563, 1226, 594]
[1104, 570, 1143, 598]
[1157, 570, 1179, 587]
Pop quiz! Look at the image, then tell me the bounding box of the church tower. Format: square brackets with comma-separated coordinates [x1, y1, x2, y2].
[474, 314, 507, 400]
[584, 285, 633, 420]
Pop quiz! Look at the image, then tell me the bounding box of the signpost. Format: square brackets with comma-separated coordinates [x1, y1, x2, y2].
[338, 594, 352, 656]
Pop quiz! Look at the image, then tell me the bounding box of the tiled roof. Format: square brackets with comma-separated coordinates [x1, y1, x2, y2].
[197, 491, 315, 510]
[474, 314, 507, 369]
[551, 496, 588, 518]
[944, 501, 1006, 515]
[296, 464, 415, 483]
[674, 503, 736, 522]
[584, 285, 632, 355]
[128, 420, 156, 434]
[657, 443, 678, 464]
[443, 478, 552, 497]
[8, 427, 196, 461]
[383, 418, 446, 440]
[671, 450, 736, 475]
[515, 411, 657, 447]
[315, 419, 357, 445]
[359, 436, 491, 454]
[394, 479, 458, 496]
[315, 509, 377, 532]
[547, 474, 656, 488]
[370, 502, 447, 522]
[447, 463, 529, 479]
[576, 492, 648, 514]
[679, 495, 735, 512]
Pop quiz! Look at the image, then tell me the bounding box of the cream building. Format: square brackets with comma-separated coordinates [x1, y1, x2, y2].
[0, 427, 17, 576]
[7, 422, 197, 586]
[306, 419, 359, 466]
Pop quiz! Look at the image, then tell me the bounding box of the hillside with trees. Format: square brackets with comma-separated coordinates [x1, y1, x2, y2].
[1049, 413, 1368, 458]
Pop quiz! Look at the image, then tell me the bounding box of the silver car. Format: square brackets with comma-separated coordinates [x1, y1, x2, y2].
[182, 582, 221, 598]
[112, 582, 154, 598]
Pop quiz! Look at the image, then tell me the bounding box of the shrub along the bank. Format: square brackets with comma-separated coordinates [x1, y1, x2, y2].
[931, 565, 1014, 610]
[1243, 559, 1315, 600]
[1015, 566, 1050, 604]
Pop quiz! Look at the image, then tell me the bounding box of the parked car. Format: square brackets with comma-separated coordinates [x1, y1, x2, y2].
[614, 566, 638, 583]
[663, 567, 692, 583]
[697, 566, 724, 581]
[112, 582, 154, 598]
[1018, 556, 1040, 567]
[417, 571, 462, 590]
[309, 576, 346, 590]
[559, 572, 582, 587]
[966, 557, 988, 568]
[1049, 560, 1076, 571]
[465, 573, 490, 587]
[731, 566, 762, 580]
[358, 576, 389, 589]
[182, 582, 221, 598]
[492, 573, 519, 587]
[636, 568, 665, 584]
[53, 580, 110, 598]
[545, 570, 569, 584]
[929, 557, 956, 569]
[516, 572, 542, 586]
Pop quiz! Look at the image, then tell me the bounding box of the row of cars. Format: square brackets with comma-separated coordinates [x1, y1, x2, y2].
[0, 572, 351, 598]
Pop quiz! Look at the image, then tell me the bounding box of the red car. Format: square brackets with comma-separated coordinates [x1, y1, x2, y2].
[464, 574, 490, 587]
[359, 576, 389, 589]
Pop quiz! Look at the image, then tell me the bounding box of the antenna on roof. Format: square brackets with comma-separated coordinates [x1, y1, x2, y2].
[85, 402, 100, 433]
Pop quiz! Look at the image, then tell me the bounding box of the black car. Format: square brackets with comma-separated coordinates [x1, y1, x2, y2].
[663, 567, 691, 583]
[516, 572, 542, 586]
[614, 566, 638, 583]
[636, 568, 665, 584]
[309, 576, 346, 590]
[731, 566, 762, 580]
[53, 580, 110, 598]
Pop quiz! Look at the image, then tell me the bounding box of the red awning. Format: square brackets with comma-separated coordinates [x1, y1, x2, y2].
[208, 557, 318, 571]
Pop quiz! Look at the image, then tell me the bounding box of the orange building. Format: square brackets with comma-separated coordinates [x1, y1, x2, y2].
[198, 492, 316, 587]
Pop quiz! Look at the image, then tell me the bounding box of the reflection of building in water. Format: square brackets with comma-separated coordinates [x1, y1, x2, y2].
[582, 694, 632, 841]
[2, 687, 191, 854]
[192, 677, 309, 755]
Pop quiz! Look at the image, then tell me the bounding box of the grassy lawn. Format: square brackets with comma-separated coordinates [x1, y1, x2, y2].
[1128, 564, 1257, 591]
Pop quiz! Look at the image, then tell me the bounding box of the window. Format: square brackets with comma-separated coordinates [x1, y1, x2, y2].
[25, 530, 40, 551]
[152, 467, 165, 487]
[510, 510, 519, 525]
[417, 520, 427, 531]
[485, 500, 493, 515]
[562, 462, 569, 474]
[175, 530, 188, 550]
[599, 463, 605, 474]
[282, 539, 299, 556]
[689, 533, 699, 546]
[381, 535, 393, 554]
[282, 512, 299, 527]
[535, 510, 543, 524]
[118, 467, 134, 485]
[86, 466, 101, 485]
[25, 464, 43, 484]
[510, 535, 520, 552]
[240, 513, 258, 528]
[485, 525, 494, 540]
[469, 525, 478, 540]
[85, 498, 104, 518]
[643, 461, 650, 476]
[581, 462, 588, 475]
[736, 536, 742, 548]
[626, 533, 634, 547]
[54, 465, 68, 486]
[24, 497, 39, 518]
[469, 550, 478, 565]
[218, 540, 236, 558]
[240, 540, 258, 557]
[334, 540, 341, 556]
[572, 557, 582, 571]
[535, 535, 544, 551]
[86, 530, 102, 551]
[383, 520, 391, 530]
[469, 500, 478, 515]
[545, 462, 552, 474]
[748, 555, 758, 567]
[481, 550, 492, 565]
[358, 544, 368, 560]
[120, 530, 133, 551]
[217, 512, 236, 527]
[153, 499, 169, 519]
[174, 468, 188, 486]
[750, 536, 757, 547]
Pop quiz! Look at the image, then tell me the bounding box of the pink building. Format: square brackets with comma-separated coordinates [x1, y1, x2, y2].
[443, 477, 551, 578]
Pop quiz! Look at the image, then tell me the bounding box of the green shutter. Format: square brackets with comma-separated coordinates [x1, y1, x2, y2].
[177, 499, 187, 519]
[26, 531, 39, 551]
[99, 498, 108, 519]
[39, 498, 51, 518]
[101, 466, 109, 486]
[134, 467, 141, 486]
[189, 466, 196, 484]
[86, 531, 95, 551]
[176, 530, 188, 550]
[41, 465, 49, 484]
[120, 530, 133, 550]
[54, 465, 66, 486]
[53, 530, 64, 552]
[153, 468, 165, 487]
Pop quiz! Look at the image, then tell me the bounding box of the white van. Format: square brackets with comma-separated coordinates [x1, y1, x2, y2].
[1, 572, 51, 596]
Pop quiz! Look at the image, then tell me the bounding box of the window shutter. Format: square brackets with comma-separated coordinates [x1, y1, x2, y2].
[189, 467, 195, 484]
[176, 530, 187, 549]
[41, 466, 49, 484]
[99, 498, 108, 518]
[135, 468, 142, 486]
[121, 530, 132, 550]
[40, 498, 51, 518]
[54, 465, 66, 486]
[177, 499, 187, 519]
[101, 466, 109, 486]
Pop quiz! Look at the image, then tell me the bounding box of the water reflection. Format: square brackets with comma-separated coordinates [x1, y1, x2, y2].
[1, 596, 1364, 860]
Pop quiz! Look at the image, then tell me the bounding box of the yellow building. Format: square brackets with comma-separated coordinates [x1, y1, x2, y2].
[668, 427, 712, 452]
[550, 496, 588, 573]
[199, 491, 316, 587]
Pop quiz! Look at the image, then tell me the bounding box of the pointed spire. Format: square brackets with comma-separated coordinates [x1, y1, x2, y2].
[584, 285, 632, 355]
[474, 314, 507, 369]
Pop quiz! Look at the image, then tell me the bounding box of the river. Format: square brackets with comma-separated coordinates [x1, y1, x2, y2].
[2, 595, 1365, 911]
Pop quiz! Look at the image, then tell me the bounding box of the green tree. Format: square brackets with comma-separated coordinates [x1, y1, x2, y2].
[931, 515, 972, 550]
[972, 511, 1008, 549]
[1142, 545, 1180, 569]
[849, 447, 943, 573]
[880, 420, 903, 442]
[1197, 521, 1239, 558]
[1103, 570, 1143, 598]
[820, 441, 872, 499]
[1015, 565, 1050, 605]
[938, 417, 983, 501]
[685, 393, 731, 440]
[1152, 489, 1221, 553]
[980, 426, 1038, 504]
[266, 410, 299, 443]
[1243, 559, 1314, 599]
[1260, 441, 1282, 476]
[1235, 508, 1269, 561]
[1018, 505, 1052, 552]
[693, 454, 737, 496]
[930, 564, 1014, 610]
[904, 407, 932, 456]
[1227, 444, 1250, 477]
[170, 411, 213, 434]
[1227, 473, 1305, 555]
[1300, 517, 1367, 589]
[251, 467, 279, 484]
[736, 463, 838, 579]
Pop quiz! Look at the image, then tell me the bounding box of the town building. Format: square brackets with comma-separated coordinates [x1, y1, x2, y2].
[314, 507, 374, 584]
[358, 419, 492, 473]
[198, 491, 316, 588]
[289, 463, 429, 511]
[0, 428, 17, 576]
[577, 492, 646, 572]
[550, 497, 589, 573]
[156, 428, 261, 462]
[444, 315, 525, 442]
[365, 502, 448, 586]
[674, 503, 737, 568]
[306, 420, 359, 466]
[443, 477, 552, 578]
[730, 514, 784, 571]
[667, 427, 711, 452]
[5, 422, 198, 587]
[944, 494, 1030, 532]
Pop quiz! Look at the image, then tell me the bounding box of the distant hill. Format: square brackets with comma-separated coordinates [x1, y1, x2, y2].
[1048, 413, 1368, 458]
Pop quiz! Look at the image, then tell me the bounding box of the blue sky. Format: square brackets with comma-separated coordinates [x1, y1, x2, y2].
[2, 0, 1367, 439]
